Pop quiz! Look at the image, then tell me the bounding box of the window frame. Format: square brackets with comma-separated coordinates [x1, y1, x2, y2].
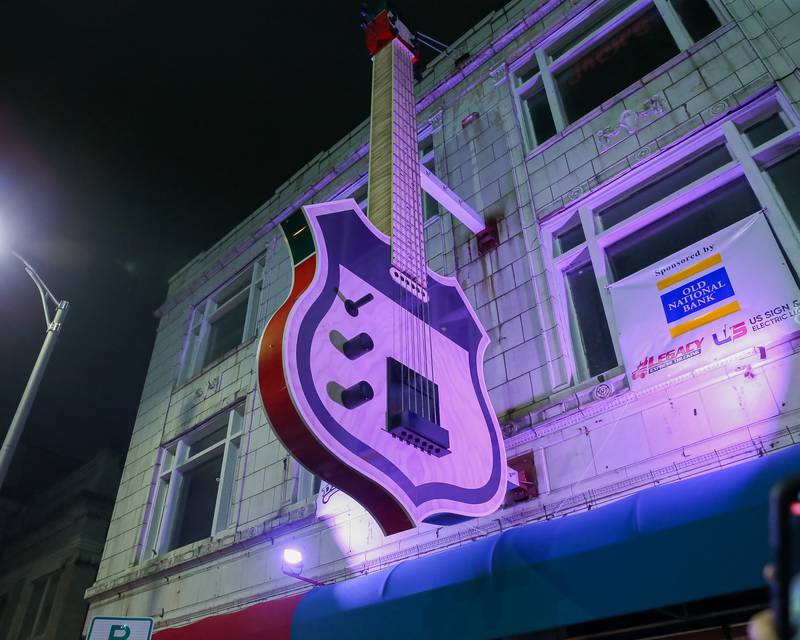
[286, 458, 322, 505]
[140, 404, 244, 559]
[511, 0, 727, 151]
[18, 570, 61, 640]
[338, 174, 369, 212]
[333, 128, 441, 225]
[420, 141, 441, 223]
[179, 261, 264, 383]
[541, 90, 800, 386]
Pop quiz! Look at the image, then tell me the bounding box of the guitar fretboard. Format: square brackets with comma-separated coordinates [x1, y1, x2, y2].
[367, 38, 427, 297]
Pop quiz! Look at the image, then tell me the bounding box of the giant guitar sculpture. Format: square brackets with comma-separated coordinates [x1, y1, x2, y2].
[257, 8, 507, 534]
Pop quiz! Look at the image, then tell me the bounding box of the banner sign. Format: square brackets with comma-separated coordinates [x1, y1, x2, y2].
[609, 213, 800, 390]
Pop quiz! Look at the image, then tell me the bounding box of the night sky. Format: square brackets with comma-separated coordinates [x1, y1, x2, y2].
[0, 1, 510, 495]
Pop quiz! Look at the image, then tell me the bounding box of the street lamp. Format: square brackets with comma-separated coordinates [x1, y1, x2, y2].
[0, 247, 69, 491]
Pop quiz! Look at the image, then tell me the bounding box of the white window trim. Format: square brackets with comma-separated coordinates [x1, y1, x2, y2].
[179, 261, 264, 383]
[542, 91, 800, 386]
[337, 174, 369, 211]
[140, 405, 244, 560]
[512, 0, 728, 151]
[333, 130, 440, 223]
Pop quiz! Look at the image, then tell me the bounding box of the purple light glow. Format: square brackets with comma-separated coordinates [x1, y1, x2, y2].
[283, 548, 303, 566]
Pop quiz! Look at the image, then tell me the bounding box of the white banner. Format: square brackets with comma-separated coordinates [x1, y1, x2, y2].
[608, 213, 800, 390]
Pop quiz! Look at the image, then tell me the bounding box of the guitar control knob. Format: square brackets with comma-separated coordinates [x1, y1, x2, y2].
[341, 381, 374, 409]
[344, 293, 374, 317]
[342, 332, 374, 360]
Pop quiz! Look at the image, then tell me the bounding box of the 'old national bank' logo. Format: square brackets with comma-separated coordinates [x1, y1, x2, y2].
[656, 252, 740, 338]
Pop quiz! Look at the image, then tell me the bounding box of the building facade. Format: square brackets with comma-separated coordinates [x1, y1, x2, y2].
[86, 0, 800, 635]
[0, 451, 121, 640]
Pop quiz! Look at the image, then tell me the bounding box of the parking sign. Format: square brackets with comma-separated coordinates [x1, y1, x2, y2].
[87, 617, 154, 640]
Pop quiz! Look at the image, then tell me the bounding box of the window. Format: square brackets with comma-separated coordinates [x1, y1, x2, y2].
[339, 176, 369, 213]
[336, 136, 437, 220]
[420, 137, 440, 220]
[18, 571, 60, 640]
[597, 144, 732, 230]
[546, 95, 800, 385]
[142, 405, 244, 557]
[273, 457, 321, 509]
[606, 177, 760, 280]
[181, 263, 263, 382]
[555, 216, 586, 254]
[514, 0, 722, 149]
[767, 151, 800, 233]
[744, 112, 788, 148]
[555, 6, 678, 123]
[524, 84, 557, 146]
[292, 460, 322, 503]
[671, 0, 722, 42]
[566, 258, 618, 377]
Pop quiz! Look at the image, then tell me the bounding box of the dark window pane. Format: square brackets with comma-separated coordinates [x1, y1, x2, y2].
[549, 0, 629, 59]
[566, 261, 618, 377]
[419, 139, 434, 158]
[768, 151, 800, 233]
[204, 297, 249, 366]
[556, 222, 586, 253]
[598, 145, 731, 229]
[215, 281, 248, 307]
[608, 177, 760, 280]
[525, 87, 557, 144]
[556, 7, 679, 122]
[424, 191, 439, 220]
[34, 573, 59, 636]
[189, 423, 227, 457]
[19, 578, 46, 639]
[517, 59, 539, 84]
[671, 0, 721, 42]
[745, 113, 788, 148]
[352, 183, 368, 204]
[422, 159, 439, 219]
[170, 453, 224, 550]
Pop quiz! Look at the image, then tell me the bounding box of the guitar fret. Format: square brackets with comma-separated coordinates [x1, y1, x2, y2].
[381, 38, 427, 294]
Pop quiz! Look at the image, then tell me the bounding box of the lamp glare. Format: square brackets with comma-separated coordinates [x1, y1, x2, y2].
[283, 548, 303, 566]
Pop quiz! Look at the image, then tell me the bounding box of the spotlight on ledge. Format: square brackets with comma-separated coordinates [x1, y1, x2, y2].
[281, 548, 324, 586]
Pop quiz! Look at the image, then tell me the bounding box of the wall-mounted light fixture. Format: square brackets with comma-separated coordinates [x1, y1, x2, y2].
[281, 548, 324, 587]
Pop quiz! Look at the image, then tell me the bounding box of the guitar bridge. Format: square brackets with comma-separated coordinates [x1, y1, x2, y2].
[386, 357, 449, 456]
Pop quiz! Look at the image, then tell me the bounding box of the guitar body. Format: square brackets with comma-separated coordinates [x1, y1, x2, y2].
[258, 200, 507, 535]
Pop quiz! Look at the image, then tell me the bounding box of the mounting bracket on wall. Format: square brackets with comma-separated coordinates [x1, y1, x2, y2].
[461, 111, 480, 129]
[476, 219, 499, 256]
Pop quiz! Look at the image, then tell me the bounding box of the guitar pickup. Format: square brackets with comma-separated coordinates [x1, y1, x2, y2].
[386, 357, 450, 457]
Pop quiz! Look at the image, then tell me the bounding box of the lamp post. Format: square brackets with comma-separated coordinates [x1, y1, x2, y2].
[0, 250, 69, 491]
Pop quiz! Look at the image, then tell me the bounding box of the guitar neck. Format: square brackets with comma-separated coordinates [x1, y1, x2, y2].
[367, 37, 427, 294]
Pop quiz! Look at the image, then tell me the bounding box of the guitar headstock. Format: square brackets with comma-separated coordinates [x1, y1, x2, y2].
[359, 2, 418, 60]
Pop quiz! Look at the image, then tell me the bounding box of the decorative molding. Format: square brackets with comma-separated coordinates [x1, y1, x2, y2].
[489, 61, 508, 87]
[428, 109, 444, 133]
[595, 94, 667, 153]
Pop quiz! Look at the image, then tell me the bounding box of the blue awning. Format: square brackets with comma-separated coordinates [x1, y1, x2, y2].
[292, 445, 799, 639]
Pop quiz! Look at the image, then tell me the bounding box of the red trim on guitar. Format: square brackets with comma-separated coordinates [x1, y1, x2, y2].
[258, 255, 414, 536]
